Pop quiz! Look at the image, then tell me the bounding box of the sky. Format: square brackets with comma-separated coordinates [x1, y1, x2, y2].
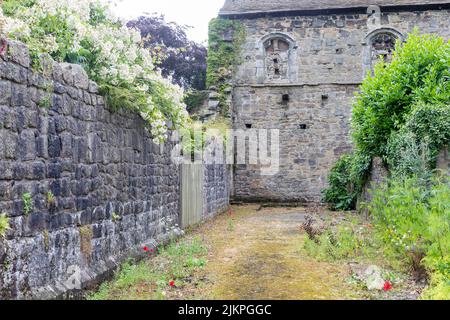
[112, 0, 225, 44]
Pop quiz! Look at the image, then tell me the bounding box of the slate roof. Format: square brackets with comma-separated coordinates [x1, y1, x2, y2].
[219, 0, 450, 16]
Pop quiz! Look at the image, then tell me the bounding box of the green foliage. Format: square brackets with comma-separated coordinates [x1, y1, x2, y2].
[324, 31, 450, 211]
[303, 217, 379, 263]
[46, 191, 56, 208]
[352, 31, 450, 158]
[183, 90, 208, 113]
[22, 192, 32, 215]
[111, 212, 121, 222]
[206, 18, 245, 115]
[0, 213, 10, 238]
[322, 152, 372, 211]
[403, 104, 450, 161]
[369, 176, 450, 299]
[2, 1, 189, 143]
[385, 130, 433, 180]
[89, 237, 208, 300]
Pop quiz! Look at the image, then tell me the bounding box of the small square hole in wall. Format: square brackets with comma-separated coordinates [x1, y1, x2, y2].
[245, 123, 252, 129]
[299, 124, 308, 130]
[282, 94, 290, 102]
[273, 58, 278, 64]
[321, 94, 328, 100]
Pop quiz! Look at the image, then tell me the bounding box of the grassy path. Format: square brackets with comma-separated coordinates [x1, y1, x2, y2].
[90, 205, 359, 300]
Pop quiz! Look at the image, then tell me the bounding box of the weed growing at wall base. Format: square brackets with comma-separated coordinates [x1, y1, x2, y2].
[89, 237, 208, 300]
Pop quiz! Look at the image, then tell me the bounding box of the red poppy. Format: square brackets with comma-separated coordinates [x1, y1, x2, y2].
[143, 246, 149, 252]
[169, 280, 175, 287]
[383, 281, 393, 291]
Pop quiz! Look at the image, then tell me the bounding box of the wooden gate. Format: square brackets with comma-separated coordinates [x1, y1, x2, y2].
[180, 164, 203, 228]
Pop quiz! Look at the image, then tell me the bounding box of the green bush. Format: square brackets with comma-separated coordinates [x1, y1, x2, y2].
[403, 104, 450, 161]
[368, 176, 449, 299]
[352, 31, 450, 158]
[183, 90, 208, 113]
[323, 31, 450, 210]
[322, 152, 371, 211]
[385, 129, 433, 179]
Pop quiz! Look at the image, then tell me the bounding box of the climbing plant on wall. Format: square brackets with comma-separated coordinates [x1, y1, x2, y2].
[206, 17, 245, 116]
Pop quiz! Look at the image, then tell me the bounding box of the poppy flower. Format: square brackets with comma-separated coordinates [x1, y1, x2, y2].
[383, 281, 393, 291]
[169, 281, 175, 287]
[143, 246, 149, 252]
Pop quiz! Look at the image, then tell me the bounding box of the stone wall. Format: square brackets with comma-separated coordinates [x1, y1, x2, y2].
[203, 164, 231, 219]
[0, 41, 230, 299]
[231, 8, 450, 202]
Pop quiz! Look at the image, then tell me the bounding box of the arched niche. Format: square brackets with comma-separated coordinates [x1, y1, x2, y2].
[256, 33, 298, 84]
[362, 28, 404, 74]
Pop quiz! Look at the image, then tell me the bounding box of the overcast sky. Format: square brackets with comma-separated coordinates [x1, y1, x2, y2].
[112, 0, 225, 44]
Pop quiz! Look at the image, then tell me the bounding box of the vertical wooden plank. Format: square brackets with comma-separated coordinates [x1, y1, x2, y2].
[181, 164, 203, 228]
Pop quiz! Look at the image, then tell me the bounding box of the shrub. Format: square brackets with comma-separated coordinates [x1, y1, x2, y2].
[385, 129, 433, 180]
[403, 104, 450, 162]
[368, 176, 449, 298]
[323, 31, 450, 210]
[322, 152, 371, 211]
[303, 218, 379, 263]
[1, 0, 189, 143]
[352, 31, 450, 158]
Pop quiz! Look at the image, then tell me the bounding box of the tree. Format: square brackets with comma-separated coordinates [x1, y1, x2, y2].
[127, 15, 207, 91]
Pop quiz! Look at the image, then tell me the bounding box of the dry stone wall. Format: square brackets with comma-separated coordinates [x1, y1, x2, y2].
[0, 41, 229, 299]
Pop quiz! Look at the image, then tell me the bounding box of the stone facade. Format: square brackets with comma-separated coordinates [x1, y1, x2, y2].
[0, 41, 230, 299]
[222, 2, 450, 202]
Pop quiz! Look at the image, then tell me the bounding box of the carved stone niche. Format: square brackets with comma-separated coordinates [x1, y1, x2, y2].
[264, 38, 290, 81]
[256, 33, 297, 84]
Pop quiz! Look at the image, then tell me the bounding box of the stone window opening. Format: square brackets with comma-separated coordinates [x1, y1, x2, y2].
[245, 123, 252, 129]
[299, 124, 308, 130]
[363, 28, 403, 76]
[282, 94, 290, 103]
[371, 32, 397, 64]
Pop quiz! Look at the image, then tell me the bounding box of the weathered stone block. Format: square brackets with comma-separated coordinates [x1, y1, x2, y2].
[7, 40, 30, 68]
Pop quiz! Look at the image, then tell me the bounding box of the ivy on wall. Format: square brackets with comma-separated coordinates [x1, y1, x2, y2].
[206, 17, 245, 116]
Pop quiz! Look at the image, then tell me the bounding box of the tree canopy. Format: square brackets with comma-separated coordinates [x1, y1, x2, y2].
[127, 15, 207, 91]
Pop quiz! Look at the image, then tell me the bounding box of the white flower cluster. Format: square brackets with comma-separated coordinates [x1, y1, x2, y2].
[1, 0, 189, 143]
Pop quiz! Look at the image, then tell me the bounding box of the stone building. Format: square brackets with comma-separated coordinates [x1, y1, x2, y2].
[218, 0, 450, 202]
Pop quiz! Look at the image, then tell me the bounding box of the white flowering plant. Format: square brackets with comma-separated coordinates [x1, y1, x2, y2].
[1, 0, 189, 143]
